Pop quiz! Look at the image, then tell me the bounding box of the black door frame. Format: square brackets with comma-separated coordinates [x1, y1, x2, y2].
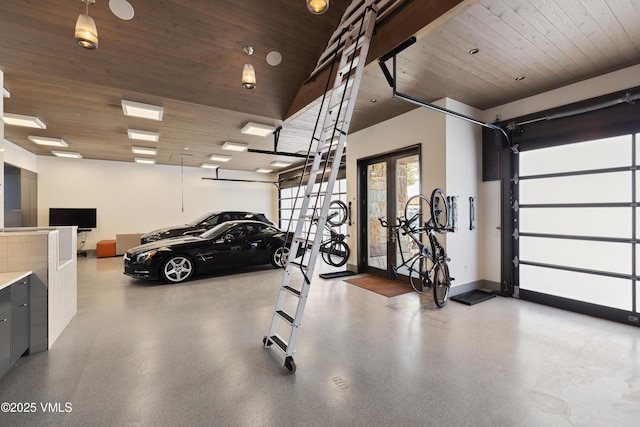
[357, 145, 421, 281]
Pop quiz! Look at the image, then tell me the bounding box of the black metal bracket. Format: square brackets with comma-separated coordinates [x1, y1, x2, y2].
[247, 126, 313, 159]
[377, 37, 512, 145]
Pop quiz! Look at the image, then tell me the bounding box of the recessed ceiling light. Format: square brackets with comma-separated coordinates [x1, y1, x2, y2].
[240, 122, 275, 137]
[135, 157, 156, 164]
[270, 160, 292, 168]
[121, 100, 164, 121]
[255, 168, 273, 173]
[52, 150, 82, 159]
[2, 87, 10, 98]
[201, 163, 220, 169]
[128, 129, 159, 142]
[209, 154, 232, 162]
[131, 146, 157, 156]
[4, 113, 46, 129]
[222, 141, 249, 152]
[28, 136, 68, 147]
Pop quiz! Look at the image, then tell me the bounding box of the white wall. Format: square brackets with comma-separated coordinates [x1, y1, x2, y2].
[444, 98, 483, 286]
[4, 139, 37, 172]
[37, 157, 278, 249]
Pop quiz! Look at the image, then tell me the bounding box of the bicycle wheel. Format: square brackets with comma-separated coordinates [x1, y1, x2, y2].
[430, 188, 450, 232]
[409, 255, 433, 294]
[323, 240, 350, 267]
[327, 200, 348, 226]
[433, 262, 451, 308]
[404, 195, 430, 232]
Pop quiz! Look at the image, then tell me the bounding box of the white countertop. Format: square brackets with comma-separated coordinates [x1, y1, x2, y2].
[0, 271, 32, 292]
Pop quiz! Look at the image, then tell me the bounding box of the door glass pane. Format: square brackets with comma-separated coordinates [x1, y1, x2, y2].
[520, 265, 632, 310]
[368, 162, 387, 269]
[519, 172, 631, 204]
[520, 236, 631, 275]
[395, 154, 420, 275]
[520, 135, 631, 176]
[520, 207, 631, 238]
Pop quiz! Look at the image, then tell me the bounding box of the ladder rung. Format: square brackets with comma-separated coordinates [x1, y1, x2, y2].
[276, 310, 294, 324]
[289, 261, 308, 269]
[338, 56, 360, 78]
[343, 34, 365, 57]
[268, 334, 288, 352]
[283, 286, 301, 297]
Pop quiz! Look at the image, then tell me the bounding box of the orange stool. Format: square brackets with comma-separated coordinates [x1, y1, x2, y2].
[96, 240, 116, 258]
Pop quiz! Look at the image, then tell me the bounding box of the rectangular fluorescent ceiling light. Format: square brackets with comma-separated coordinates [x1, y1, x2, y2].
[201, 163, 220, 169]
[255, 168, 273, 173]
[270, 160, 292, 168]
[131, 146, 157, 156]
[128, 129, 159, 142]
[3, 87, 10, 98]
[135, 157, 156, 164]
[52, 150, 82, 159]
[4, 113, 46, 129]
[222, 141, 248, 152]
[121, 100, 164, 121]
[209, 154, 232, 162]
[28, 135, 68, 147]
[241, 122, 275, 137]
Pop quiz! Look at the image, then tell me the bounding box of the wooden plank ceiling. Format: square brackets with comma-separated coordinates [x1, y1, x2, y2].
[1, 0, 639, 171]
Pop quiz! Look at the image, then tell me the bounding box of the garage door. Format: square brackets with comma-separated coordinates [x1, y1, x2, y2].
[517, 133, 639, 323]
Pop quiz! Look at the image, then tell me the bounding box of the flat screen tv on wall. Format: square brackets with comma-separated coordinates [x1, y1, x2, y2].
[49, 208, 97, 229]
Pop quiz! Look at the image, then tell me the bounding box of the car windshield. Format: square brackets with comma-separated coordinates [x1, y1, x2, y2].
[199, 222, 236, 239]
[187, 212, 217, 226]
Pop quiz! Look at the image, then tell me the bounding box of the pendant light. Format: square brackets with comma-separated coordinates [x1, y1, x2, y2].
[306, 0, 329, 14]
[242, 46, 256, 89]
[75, 0, 99, 50]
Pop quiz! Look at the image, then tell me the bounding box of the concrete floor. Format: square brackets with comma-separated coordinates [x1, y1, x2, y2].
[0, 256, 639, 426]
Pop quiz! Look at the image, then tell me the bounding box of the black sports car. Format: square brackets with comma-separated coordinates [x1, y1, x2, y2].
[140, 211, 273, 244]
[125, 220, 290, 283]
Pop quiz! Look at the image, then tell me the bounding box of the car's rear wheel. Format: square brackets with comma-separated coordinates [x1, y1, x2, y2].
[161, 255, 194, 283]
[271, 245, 289, 268]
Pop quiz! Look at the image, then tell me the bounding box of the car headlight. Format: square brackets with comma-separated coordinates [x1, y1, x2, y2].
[136, 250, 158, 263]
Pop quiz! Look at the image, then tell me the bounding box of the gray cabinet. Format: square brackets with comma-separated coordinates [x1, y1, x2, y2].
[0, 276, 31, 379]
[0, 288, 10, 378]
[11, 278, 30, 364]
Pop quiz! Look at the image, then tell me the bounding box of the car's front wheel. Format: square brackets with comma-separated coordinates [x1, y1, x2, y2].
[271, 245, 289, 268]
[161, 255, 194, 283]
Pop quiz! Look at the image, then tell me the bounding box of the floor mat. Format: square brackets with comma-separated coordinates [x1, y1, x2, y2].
[343, 275, 413, 298]
[451, 290, 497, 306]
[319, 271, 356, 279]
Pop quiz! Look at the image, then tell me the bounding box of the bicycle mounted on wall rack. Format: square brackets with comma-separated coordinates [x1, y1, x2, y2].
[378, 188, 455, 307]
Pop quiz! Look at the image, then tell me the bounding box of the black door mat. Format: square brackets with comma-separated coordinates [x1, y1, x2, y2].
[451, 290, 497, 306]
[319, 271, 356, 279]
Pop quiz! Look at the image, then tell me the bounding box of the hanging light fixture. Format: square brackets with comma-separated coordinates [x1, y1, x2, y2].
[242, 46, 256, 89]
[75, 0, 99, 49]
[306, 0, 329, 14]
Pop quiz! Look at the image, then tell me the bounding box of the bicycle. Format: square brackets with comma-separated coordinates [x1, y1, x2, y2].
[379, 188, 454, 307]
[315, 200, 350, 267]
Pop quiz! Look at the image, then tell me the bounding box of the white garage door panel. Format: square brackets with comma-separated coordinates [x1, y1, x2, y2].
[520, 207, 631, 238]
[519, 135, 631, 176]
[520, 265, 632, 311]
[520, 236, 631, 275]
[519, 172, 631, 205]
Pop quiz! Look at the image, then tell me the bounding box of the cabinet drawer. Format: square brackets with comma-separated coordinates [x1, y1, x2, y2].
[0, 288, 9, 314]
[11, 279, 29, 303]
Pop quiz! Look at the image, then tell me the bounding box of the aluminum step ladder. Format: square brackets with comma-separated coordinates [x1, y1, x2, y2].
[262, 0, 384, 373]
